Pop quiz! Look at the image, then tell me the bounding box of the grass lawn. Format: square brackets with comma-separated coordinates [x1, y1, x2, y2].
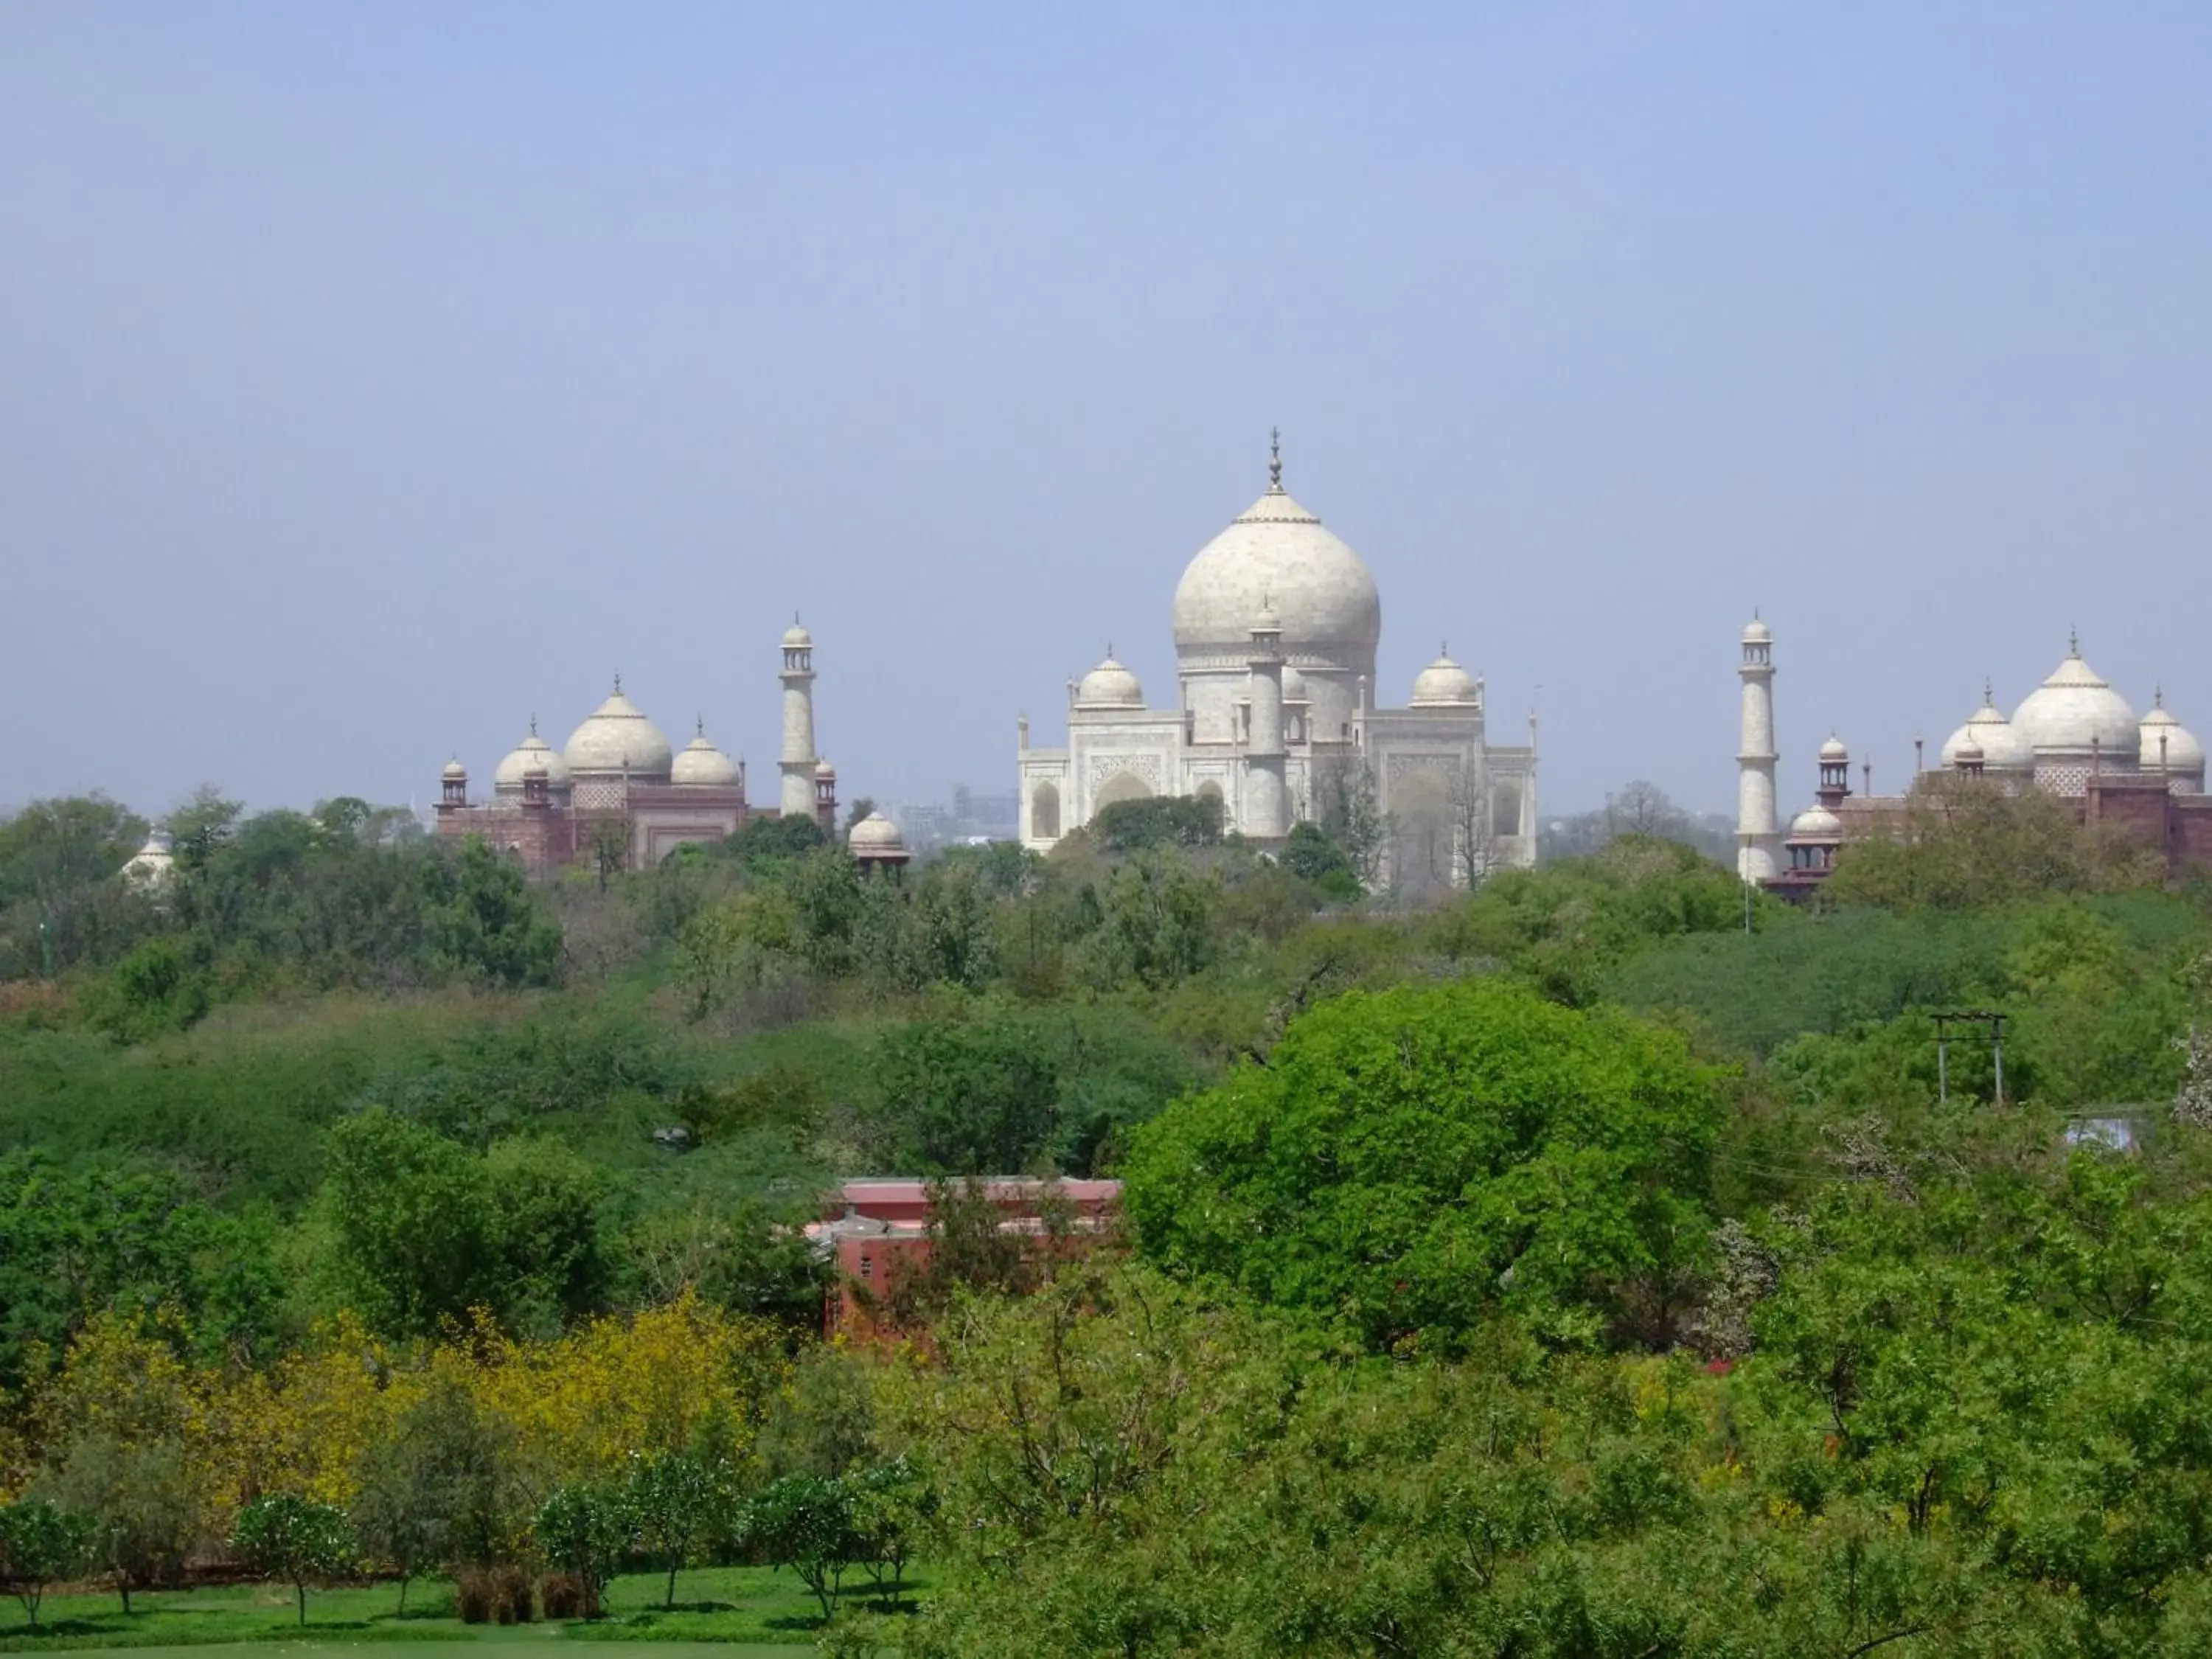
[0, 1565, 924, 1651]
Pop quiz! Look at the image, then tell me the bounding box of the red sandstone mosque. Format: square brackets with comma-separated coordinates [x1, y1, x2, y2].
[1733, 618, 2211, 896]
[430, 621, 910, 875]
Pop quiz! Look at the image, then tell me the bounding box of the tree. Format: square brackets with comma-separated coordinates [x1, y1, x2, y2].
[233, 1496, 355, 1627]
[315, 1112, 498, 1338]
[0, 1499, 94, 1630]
[421, 838, 560, 987]
[1088, 795, 1224, 852]
[350, 1377, 518, 1611]
[1122, 978, 1721, 1350]
[1079, 847, 1217, 990]
[869, 1012, 1061, 1175]
[625, 1450, 719, 1610]
[41, 1430, 199, 1613]
[1314, 757, 1389, 891]
[1281, 821, 1362, 902]
[847, 1459, 933, 1604]
[844, 797, 879, 833]
[534, 1484, 627, 1619]
[743, 1474, 858, 1621]
[1447, 761, 1500, 888]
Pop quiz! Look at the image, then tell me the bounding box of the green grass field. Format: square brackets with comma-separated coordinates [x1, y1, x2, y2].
[0, 1565, 923, 1652]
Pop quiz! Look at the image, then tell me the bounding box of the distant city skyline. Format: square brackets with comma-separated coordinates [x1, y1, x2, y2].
[4, 4, 2207, 823]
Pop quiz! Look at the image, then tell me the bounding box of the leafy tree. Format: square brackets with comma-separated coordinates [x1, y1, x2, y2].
[1088, 794, 1225, 852]
[743, 1473, 858, 1621]
[869, 1012, 1060, 1174]
[41, 1430, 199, 1613]
[1079, 847, 1217, 990]
[420, 837, 560, 987]
[844, 797, 878, 833]
[534, 1483, 628, 1619]
[1124, 978, 1720, 1349]
[0, 1152, 282, 1387]
[0, 793, 150, 977]
[0, 1498, 94, 1630]
[1280, 821, 1361, 902]
[1314, 757, 1389, 891]
[847, 1458, 932, 1603]
[350, 1377, 518, 1610]
[724, 812, 824, 875]
[755, 1348, 880, 1483]
[233, 1495, 354, 1626]
[625, 1450, 720, 1610]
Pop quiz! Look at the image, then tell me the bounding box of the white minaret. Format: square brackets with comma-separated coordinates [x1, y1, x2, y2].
[1243, 599, 1287, 840]
[1736, 614, 1782, 883]
[779, 617, 818, 820]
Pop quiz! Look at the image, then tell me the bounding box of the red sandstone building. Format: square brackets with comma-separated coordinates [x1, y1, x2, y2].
[1736, 624, 2211, 900]
[804, 1178, 1124, 1338]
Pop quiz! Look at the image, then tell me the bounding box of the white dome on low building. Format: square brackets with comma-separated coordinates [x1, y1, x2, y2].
[563, 678, 674, 778]
[1789, 804, 1843, 840]
[1939, 684, 2034, 773]
[494, 721, 572, 793]
[2140, 691, 2207, 782]
[1818, 735, 1849, 763]
[1074, 652, 1145, 709]
[121, 827, 175, 890]
[1409, 649, 1479, 706]
[671, 720, 740, 787]
[2011, 639, 2139, 759]
[848, 810, 907, 854]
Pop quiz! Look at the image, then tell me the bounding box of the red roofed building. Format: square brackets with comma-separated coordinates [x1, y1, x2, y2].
[804, 1178, 1122, 1338]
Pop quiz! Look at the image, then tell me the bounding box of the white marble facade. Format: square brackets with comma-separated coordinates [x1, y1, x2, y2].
[1017, 439, 1537, 888]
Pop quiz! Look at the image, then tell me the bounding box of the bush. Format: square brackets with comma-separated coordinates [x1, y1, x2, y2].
[456, 1564, 534, 1624]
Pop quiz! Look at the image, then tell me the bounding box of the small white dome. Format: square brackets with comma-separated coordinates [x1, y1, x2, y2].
[563, 679, 674, 778]
[1939, 687, 2034, 773]
[1409, 650, 1479, 706]
[671, 720, 740, 787]
[1742, 616, 1773, 644]
[1074, 653, 1145, 709]
[1788, 804, 1843, 840]
[783, 621, 813, 649]
[1818, 735, 1849, 762]
[441, 757, 467, 780]
[847, 810, 908, 855]
[2011, 641, 2139, 758]
[2141, 692, 2207, 779]
[122, 829, 175, 888]
[815, 757, 836, 779]
[494, 724, 572, 793]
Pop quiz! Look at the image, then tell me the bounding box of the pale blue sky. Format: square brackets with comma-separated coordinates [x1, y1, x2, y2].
[4, 3, 2208, 821]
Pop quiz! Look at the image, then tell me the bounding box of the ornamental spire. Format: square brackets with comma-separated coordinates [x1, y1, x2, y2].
[1267, 427, 1283, 493]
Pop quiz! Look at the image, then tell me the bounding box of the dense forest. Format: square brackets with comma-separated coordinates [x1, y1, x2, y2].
[4, 778, 2212, 1655]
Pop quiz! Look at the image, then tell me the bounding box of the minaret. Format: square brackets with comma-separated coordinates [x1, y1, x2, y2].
[1736, 614, 1782, 884]
[779, 616, 818, 820]
[1244, 598, 1287, 839]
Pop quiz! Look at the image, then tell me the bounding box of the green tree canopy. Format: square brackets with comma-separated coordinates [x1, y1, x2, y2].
[1123, 978, 1721, 1349]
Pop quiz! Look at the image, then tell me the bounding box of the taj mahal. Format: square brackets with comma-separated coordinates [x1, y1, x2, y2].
[1015, 436, 1537, 886]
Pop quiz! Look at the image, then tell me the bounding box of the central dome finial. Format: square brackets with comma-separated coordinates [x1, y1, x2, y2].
[1267, 427, 1283, 494]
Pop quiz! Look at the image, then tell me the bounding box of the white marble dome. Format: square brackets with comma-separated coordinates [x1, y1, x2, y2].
[1742, 616, 1773, 645]
[563, 680, 674, 777]
[441, 758, 467, 780]
[1075, 653, 1144, 709]
[1172, 472, 1380, 665]
[672, 721, 739, 786]
[1818, 735, 1849, 762]
[1940, 689, 2034, 773]
[1789, 804, 1843, 840]
[783, 621, 813, 649]
[2011, 643, 2139, 758]
[121, 828, 176, 889]
[2140, 693, 2207, 779]
[848, 810, 908, 855]
[495, 724, 572, 793]
[1410, 650, 1478, 706]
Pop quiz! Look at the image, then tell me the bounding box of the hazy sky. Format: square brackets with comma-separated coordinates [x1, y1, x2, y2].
[4, 3, 2208, 824]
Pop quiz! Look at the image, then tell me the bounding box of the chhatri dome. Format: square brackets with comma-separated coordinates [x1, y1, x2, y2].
[671, 717, 740, 786]
[1074, 650, 1145, 709]
[495, 718, 573, 793]
[1939, 682, 2034, 773]
[563, 675, 674, 778]
[2011, 633, 2138, 757]
[2141, 689, 2207, 781]
[1410, 646, 1479, 707]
